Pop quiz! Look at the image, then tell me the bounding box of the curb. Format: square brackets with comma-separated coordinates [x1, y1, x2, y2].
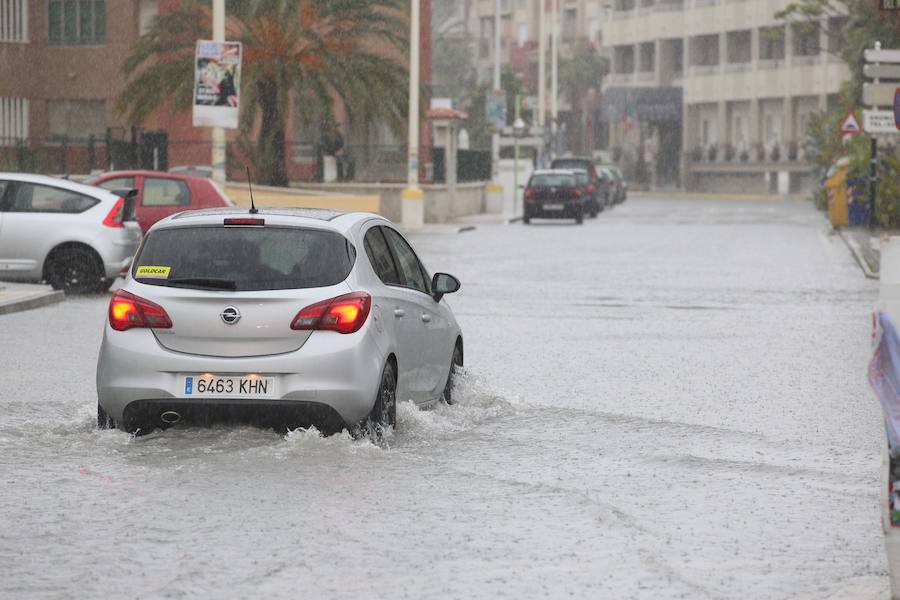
[0, 289, 66, 316]
[838, 229, 879, 280]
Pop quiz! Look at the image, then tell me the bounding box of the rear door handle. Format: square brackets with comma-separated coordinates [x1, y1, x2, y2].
[394, 308, 405, 318]
[421, 313, 432, 323]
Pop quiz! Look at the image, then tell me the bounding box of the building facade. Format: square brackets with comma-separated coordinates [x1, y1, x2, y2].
[603, 0, 849, 192]
[0, 0, 433, 183]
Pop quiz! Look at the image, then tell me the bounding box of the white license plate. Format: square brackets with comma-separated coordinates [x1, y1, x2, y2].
[182, 375, 276, 398]
[543, 203, 564, 210]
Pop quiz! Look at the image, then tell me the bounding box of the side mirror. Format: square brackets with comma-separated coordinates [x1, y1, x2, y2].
[431, 272, 461, 302]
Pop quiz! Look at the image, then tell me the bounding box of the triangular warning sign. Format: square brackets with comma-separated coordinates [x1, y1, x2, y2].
[842, 112, 861, 134]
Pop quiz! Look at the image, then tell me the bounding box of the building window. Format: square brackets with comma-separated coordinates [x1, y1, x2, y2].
[562, 9, 577, 40]
[691, 34, 719, 67]
[138, 0, 158, 36]
[827, 17, 848, 54]
[759, 26, 785, 61]
[48, 99, 105, 140]
[726, 30, 751, 64]
[0, 98, 29, 146]
[48, 0, 106, 45]
[614, 45, 635, 74]
[639, 42, 655, 72]
[792, 24, 819, 57]
[0, 0, 28, 42]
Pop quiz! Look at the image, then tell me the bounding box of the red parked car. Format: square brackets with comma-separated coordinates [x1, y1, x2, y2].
[84, 170, 234, 233]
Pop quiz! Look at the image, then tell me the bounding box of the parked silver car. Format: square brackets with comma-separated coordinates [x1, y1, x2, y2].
[0, 173, 141, 293]
[96, 208, 464, 436]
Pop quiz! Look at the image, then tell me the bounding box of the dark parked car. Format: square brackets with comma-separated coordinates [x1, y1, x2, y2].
[85, 170, 234, 233]
[523, 170, 590, 225]
[599, 165, 628, 204]
[552, 156, 612, 208]
[570, 169, 601, 218]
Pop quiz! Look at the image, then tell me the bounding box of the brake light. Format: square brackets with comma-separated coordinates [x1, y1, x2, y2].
[102, 198, 125, 228]
[573, 189, 582, 199]
[524, 188, 537, 201]
[291, 292, 371, 334]
[224, 218, 265, 226]
[108, 290, 173, 331]
[587, 184, 595, 194]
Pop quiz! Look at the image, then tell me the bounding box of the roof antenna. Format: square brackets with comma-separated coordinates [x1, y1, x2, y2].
[246, 166, 258, 214]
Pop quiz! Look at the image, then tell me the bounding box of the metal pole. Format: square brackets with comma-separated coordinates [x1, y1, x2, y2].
[550, 0, 558, 157]
[514, 95, 521, 218]
[402, 0, 424, 229]
[211, 0, 226, 183]
[537, 0, 546, 130]
[870, 137, 878, 229]
[491, 0, 501, 181]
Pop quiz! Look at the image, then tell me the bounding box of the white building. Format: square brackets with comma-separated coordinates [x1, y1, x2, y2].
[601, 0, 849, 192]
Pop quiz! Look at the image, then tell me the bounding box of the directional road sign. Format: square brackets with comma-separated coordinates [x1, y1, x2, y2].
[865, 49, 900, 64]
[864, 109, 898, 134]
[865, 64, 900, 80]
[864, 82, 900, 106]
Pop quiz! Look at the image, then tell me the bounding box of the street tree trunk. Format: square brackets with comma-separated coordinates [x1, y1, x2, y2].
[256, 77, 288, 187]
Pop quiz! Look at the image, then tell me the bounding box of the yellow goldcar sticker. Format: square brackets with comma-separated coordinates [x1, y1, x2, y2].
[135, 266, 171, 279]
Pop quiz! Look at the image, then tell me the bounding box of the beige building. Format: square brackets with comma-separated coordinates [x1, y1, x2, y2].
[601, 0, 849, 191]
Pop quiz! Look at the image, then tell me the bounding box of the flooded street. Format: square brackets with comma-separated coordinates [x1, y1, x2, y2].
[0, 196, 888, 599]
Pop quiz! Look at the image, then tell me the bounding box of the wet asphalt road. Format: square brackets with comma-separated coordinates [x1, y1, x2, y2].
[0, 196, 888, 599]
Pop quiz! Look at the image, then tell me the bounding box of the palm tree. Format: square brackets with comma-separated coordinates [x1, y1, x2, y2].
[118, 0, 410, 186]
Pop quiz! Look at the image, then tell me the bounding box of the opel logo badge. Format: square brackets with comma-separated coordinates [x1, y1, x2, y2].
[220, 306, 241, 325]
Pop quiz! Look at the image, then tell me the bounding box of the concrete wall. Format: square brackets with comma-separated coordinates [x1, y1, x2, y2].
[292, 182, 487, 224]
[687, 165, 817, 195]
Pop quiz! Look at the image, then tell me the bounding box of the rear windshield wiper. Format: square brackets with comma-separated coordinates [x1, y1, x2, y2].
[163, 277, 238, 290]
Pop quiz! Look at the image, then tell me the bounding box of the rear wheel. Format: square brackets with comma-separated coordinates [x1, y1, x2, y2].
[442, 343, 464, 405]
[575, 208, 584, 225]
[97, 403, 117, 430]
[523, 216, 531, 225]
[46, 247, 105, 294]
[589, 202, 599, 219]
[362, 361, 396, 441]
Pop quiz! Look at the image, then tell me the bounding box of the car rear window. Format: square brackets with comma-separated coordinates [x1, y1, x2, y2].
[132, 226, 356, 291]
[529, 174, 576, 188]
[574, 173, 589, 185]
[552, 160, 590, 171]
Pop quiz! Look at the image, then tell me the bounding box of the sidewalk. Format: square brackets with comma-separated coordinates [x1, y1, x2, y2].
[0, 282, 65, 315]
[839, 228, 881, 280]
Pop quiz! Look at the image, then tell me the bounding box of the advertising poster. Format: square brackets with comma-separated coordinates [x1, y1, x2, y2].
[192, 40, 242, 129]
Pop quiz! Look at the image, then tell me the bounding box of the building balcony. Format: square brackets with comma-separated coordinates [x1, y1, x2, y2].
[690, 64, 721, 75]
[723, 62, 752, 73]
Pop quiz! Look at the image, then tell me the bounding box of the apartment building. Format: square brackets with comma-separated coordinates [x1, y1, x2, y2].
[603, 0, 848, 192]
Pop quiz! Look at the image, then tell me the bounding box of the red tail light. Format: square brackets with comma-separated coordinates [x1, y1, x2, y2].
[573, 189, 583, 199]
[524, 188, 537, 202]
[291, 292, 371, 334]
[102, 198, 125, 228]
[108, 290, 173, 331]
[587, 184, 595, 194]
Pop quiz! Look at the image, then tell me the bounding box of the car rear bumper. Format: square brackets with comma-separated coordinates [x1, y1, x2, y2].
[120, 398, 348, 435]
[96, 324, 385, 433]
[525, 202, 584, 219]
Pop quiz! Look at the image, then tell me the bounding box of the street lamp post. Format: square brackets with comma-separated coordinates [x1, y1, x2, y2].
[211, 0, 226, 183]
[402, 0, 424, 229]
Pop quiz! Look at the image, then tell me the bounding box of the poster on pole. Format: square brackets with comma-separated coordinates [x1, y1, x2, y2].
[192, 40, 242, 129]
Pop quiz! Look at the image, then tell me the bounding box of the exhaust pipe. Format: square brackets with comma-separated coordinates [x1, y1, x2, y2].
[160, 411, 182, 425]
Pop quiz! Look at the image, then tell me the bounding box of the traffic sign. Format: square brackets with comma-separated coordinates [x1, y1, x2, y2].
[865, 64, 900, 80]
[895, 88, 900, 129]
[865, 48, 900, 63]
[864, 109, 898, 134]
[842, 112, 861, 135]
[864, 82, 899, 106]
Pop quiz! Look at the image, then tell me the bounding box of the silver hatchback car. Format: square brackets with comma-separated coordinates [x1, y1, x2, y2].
[96, 208, 464, 436]
[0, 173, 141, 293]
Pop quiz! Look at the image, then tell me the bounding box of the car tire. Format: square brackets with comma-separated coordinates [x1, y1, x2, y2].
[97, 403, 117, 430]
[575, 209, 584, 225]
[46, 246, 105, 294]
[441, 343, 464, 405]
[589, 202, 598, 219]
[523, 216, 531, 225]
[362, 361, 397, 441]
